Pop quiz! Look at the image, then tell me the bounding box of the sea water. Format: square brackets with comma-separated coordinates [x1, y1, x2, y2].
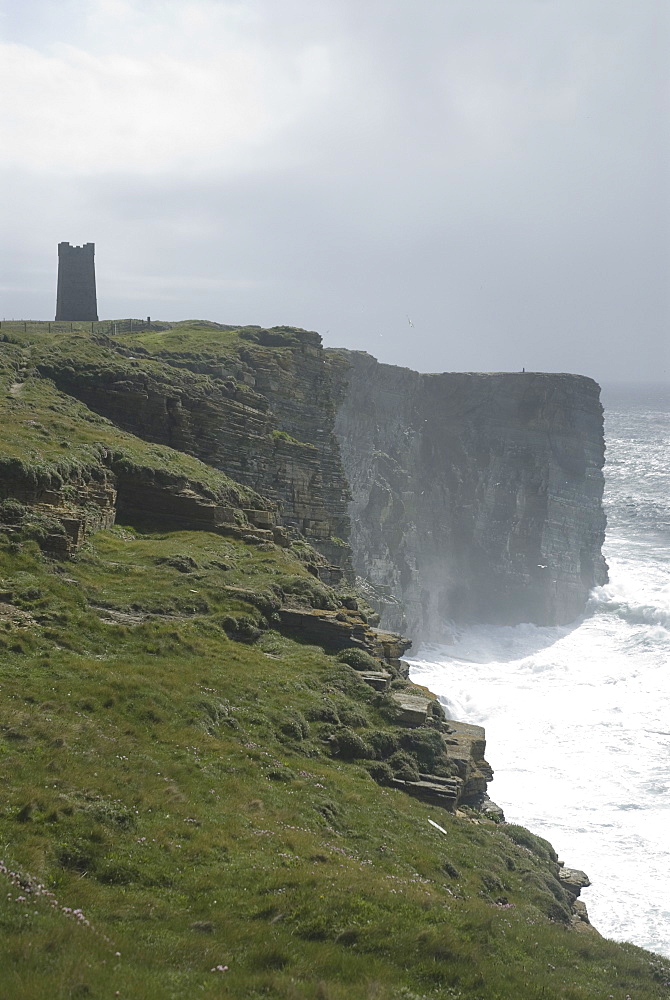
[407, 383, 670, 957]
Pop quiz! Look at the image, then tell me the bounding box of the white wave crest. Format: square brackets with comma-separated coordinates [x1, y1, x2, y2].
[589, 579, 670, 630]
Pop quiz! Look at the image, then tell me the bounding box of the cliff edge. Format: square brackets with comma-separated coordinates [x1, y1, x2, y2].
[328, 349, 608, 637]
[1, 323, 665, 999]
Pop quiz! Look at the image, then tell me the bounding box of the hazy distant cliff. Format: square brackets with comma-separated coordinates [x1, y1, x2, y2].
[327, 350, 608, 638]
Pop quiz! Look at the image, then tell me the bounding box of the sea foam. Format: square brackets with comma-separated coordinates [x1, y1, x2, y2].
[408, 385, 670, 956]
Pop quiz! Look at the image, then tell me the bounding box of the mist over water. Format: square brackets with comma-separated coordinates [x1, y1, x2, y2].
[407, 383, 670, 956]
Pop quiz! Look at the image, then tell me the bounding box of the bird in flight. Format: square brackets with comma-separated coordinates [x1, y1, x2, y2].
[407, 316, 414, 327]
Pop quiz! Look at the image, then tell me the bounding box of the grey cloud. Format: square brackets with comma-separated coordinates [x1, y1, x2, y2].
[1, 0, 668, 381]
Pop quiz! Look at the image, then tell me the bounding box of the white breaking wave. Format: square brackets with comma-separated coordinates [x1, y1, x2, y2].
[590, 564, 670, 630]
[407, 387, 670, 957]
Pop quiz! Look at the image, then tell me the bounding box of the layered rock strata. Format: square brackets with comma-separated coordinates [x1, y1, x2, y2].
[327, 350, 608, 636]
[0, 465, 117, 558]
[386, 705, 495, 811]
[37, 330, 351, 570]
[0, 451, 273, 559]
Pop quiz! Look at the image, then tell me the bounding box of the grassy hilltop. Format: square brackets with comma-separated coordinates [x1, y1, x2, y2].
[0, 322, 667, 999]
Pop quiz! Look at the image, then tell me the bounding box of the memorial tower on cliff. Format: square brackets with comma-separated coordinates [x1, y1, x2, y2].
[55, 242, 98, 321]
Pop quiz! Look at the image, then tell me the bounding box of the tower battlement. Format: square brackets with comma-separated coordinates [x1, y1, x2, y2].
[55, 242, 98, 321]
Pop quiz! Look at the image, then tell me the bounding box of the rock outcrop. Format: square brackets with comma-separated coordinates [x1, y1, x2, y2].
[37, 330, 351, 570]
[328, 350, 608, 636]
[384, 707, 498, 813]
[0, 462, 117, 558]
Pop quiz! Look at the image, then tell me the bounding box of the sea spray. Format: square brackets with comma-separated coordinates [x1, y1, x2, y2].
[408, 383, 670, 956]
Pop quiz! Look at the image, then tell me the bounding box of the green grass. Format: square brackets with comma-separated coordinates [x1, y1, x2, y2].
[0, 531, 668, 999]
[111, 320, 247, 358]
[0, 321, 668, 998]
[271, 429, 316, 449]
[0, 354, 265, 509]
[109, 320, 314, 362]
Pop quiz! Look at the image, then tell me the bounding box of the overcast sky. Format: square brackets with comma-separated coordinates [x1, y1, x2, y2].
[1, 0, 668, 381]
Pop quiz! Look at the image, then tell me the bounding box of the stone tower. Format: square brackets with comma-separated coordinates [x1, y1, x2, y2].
[55, 242, 98, 321]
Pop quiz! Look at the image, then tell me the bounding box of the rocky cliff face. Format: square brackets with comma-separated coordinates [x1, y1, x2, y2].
[328, 350, 608, 637]
[36, 329, 351, 568]
[31, 327, 608, 638]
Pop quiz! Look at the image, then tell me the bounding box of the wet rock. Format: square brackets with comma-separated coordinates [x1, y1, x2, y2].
[558, 868, 591, 898]
[390, 776, 462, 810]
[358, 670, 391, 692]
[440, 721, 495, 807]
[390, 692, 430, 727]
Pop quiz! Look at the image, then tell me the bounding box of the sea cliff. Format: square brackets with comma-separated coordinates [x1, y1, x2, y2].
[1, 321, 660, 1000]
[328, 349, 608, 638]
[28, 323, 608, 640]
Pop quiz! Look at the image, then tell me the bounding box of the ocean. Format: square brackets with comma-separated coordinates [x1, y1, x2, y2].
[406, 382, 670, 957]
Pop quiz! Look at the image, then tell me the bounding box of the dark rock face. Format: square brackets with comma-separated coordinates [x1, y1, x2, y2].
[37, 330, 351, 568]
[327, 350, 608, 637]
[174, 328, 353, 567]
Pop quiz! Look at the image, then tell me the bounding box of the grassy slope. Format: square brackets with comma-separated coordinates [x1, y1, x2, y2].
[108, 320, 310, 361]
[0, 339, 264, 509]
[0, 326, 668, 999]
